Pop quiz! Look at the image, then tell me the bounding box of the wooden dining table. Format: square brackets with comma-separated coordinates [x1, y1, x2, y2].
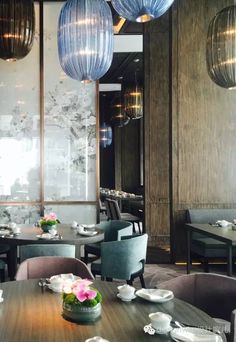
[0, 224, 104, 280]
[0, 279, 226, 342]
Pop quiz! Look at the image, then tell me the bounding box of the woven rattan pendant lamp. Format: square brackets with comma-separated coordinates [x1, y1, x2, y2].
[207, 5, 236, 89]
[0, 0, 35, 61]
[111, 0, 174, 23]
[58, 0, 114, 83]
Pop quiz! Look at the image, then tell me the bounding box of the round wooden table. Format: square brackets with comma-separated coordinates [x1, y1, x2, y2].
[0, 279, 226, 342]
[0, 224, 104, 280]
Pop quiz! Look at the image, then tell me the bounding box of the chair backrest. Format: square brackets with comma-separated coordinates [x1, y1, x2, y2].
[106, 198, 121, 220]
[187, 209, 236, 224]
[96, 220, 133, 242]
[19, 244, 76, 262]
[104, 199, 112, 220]
[159, 273, 236, 321]
[15, 256, 94, 281]
[187, 209, 236, 240]
[100, 234, 148, 280]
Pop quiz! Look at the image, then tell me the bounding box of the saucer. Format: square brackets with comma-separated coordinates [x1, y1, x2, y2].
[117, 293, 136, 302]
[144, 324, 172, 335]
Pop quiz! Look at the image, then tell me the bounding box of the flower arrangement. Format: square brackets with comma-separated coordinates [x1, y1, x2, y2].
[63, 279, 102, 308]
[39, 212, 60, 227]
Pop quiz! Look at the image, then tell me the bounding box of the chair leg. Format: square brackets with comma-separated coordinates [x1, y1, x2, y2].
[84, 250, 89, 264]
[127, 279, 133, 286]
[139, 274, 146, 288]
[132, 223, 136, 233]
[0, 269, 5, 282]
[203, 258, 209, 273]
[137, 222, 141, 234]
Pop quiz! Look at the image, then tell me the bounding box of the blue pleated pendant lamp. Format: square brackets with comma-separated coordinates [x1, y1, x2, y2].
[111, 0, 174, 23]
[58, 0, 114, 83]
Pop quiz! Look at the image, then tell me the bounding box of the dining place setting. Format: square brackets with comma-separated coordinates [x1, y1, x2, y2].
[71, 220, 99, 237]
[114, 283, 224, 342]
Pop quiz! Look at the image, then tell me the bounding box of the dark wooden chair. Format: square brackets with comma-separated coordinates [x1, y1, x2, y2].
[105, 198, 142, 234]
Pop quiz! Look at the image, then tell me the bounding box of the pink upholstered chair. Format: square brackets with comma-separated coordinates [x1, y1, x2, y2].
[159, 273, 236, 341]
[15, 256, 94, 281]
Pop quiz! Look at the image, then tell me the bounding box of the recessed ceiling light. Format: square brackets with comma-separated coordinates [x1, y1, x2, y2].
[133, 58, 140, 63]
[117, 76, 123, 80]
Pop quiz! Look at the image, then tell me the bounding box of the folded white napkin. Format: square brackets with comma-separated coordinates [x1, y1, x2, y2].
[141, 289, 172, 300]
[171, 328, 222, 342]
[216, 220, 231, 227]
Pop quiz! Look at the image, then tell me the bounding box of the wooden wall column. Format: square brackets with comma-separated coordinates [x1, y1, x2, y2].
[144, 12, 171, 248]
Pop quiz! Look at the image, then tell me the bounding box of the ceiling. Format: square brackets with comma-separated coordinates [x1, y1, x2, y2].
[100, 3, 143, 114]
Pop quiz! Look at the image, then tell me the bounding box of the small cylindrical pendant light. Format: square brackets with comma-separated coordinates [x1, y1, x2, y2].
[0, 0, 35, 61]
[206, 5, 236, 89]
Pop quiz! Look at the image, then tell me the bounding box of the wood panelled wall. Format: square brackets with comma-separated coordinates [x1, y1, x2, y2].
[144, 0, 236, 259]
[114, 120, 141, 193]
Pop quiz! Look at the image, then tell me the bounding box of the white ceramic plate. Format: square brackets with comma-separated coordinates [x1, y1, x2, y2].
[81, 224, 96, 229]
[170, 327, 223, 342]
[77, 230, 97, 236]
[36, 233, 54, 240]
[0, 229, 11, 236]
[136, 289, 174, 303]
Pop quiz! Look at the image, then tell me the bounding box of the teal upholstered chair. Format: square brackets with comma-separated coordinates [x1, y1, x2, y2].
[187, 209, 236, 272]
[91, 233, 148, 287]
[19, 244, 76, 262]
[84, 220, 133, 264]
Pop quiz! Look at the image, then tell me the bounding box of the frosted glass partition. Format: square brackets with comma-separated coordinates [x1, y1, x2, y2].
[0, 4, 40, 203]
[44, 204, 97, 224]
[0, 205, 40, 224]
[44, 2, 97, 202]
[0, 2, 97, 224]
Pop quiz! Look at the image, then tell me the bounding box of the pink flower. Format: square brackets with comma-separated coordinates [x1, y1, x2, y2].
[75, 288, 97, 302]
[71, 279, 97, 302]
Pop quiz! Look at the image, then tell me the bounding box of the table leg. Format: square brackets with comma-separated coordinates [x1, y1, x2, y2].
[8, 245, 17, 281]
[227, 245, 232, 277]
[187, 229, 191, 274]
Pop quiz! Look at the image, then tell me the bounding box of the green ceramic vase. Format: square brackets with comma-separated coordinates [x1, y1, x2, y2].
[41, 224, 57, 233]
[62, 302, 101, 323]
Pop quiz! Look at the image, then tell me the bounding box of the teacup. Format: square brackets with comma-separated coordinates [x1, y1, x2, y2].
[0, 289, 4, 303]
[12, 226, 21, 235]
[117, 284, 135, 299]
[49, 275, 64, 292]
[71, 221, 78, 229]
[9, 222, 17, 229]
[149, 312, 172, 331]
[77, 225, 84, 234]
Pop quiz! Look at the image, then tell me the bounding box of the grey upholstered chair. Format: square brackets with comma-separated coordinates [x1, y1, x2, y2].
[91, 233, 148, 287]
[19, 244, 76, 262]
[84, 220, 133, 264]
[15, 256, 94, 280]
[187, 209, 236, 272]
[105, 198, 142, 234]
[159, 273, 236, 340]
